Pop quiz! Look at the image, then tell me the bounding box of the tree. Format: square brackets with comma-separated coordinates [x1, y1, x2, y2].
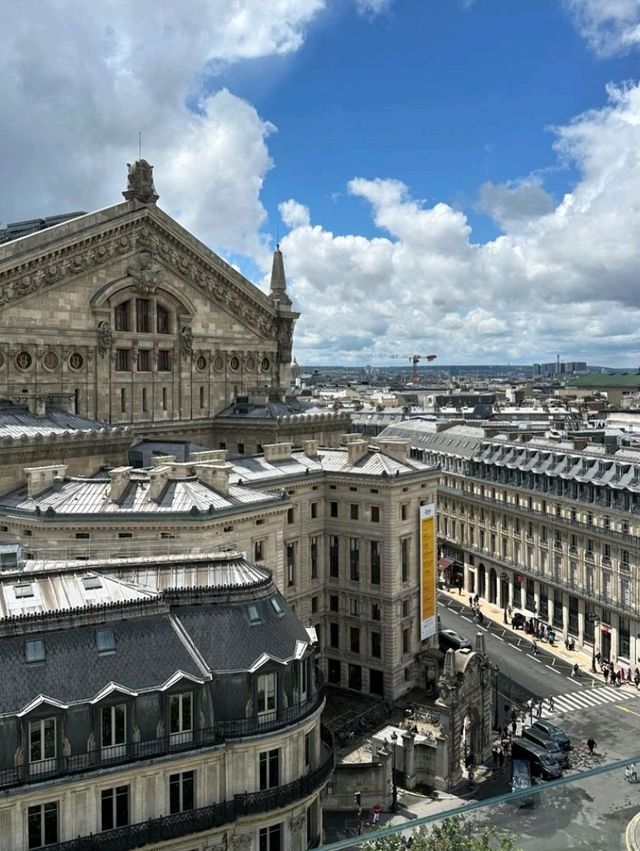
[362, 815, 521, 851]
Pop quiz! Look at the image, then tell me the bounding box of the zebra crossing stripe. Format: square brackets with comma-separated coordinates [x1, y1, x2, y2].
[544, 686, 640, 717]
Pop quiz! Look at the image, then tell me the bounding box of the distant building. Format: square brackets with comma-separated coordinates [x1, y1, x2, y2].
[561, 372, 640, 407]
[533, 361, 587, 377]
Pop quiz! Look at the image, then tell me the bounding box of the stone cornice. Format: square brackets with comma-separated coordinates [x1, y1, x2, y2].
[0, 208, 278, 340]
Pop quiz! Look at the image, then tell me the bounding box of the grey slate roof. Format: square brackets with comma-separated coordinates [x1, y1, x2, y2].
[378, 422, 484, 459]
[0, 401, 112, 438]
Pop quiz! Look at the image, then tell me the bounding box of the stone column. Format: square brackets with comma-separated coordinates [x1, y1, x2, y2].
[562, 592, 569, 641]
[402, 731, 416, 790]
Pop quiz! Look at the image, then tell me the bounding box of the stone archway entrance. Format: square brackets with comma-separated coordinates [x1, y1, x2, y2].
[478, 564, 486, 599]
[488, 568, 497, 604]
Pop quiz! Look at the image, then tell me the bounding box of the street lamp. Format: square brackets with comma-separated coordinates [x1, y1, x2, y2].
[589, 614, 600, 672]
[501, 572, 509, 624]
[390, 730, 398, 813]
[493, 664, 500, 730]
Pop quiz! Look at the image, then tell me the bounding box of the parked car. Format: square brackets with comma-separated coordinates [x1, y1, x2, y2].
[522, 727, 569, 768]
[511, 737, 562, 780]
[511, 757, 535, 808]
[532, 719, 571, 751]
[438, 628, 472, 651]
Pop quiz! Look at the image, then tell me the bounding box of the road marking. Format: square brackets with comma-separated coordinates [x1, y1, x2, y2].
[513, 646, 523, 652]
[545, 665, 564, 675]
[461, 615, 472, 622]
[526, 655, 543, 663]
[493, 635, 505, 642]
[614, 705, 640, 720]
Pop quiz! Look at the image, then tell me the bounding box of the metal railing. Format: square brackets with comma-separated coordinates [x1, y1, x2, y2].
[49, 729, 334, 851]
[0, 686, 325, 791]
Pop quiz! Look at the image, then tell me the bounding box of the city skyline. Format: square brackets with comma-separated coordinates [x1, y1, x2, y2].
[3, 1, 640, 365]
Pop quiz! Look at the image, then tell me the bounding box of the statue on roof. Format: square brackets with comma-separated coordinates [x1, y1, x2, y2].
[122, 159, 159, 204]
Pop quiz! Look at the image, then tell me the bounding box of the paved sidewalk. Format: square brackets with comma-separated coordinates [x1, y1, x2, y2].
[439, 587, 640, 694]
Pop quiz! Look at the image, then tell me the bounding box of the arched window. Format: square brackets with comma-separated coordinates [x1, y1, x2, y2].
[136, 299, 151, 333]
[115, 301, 130, 332]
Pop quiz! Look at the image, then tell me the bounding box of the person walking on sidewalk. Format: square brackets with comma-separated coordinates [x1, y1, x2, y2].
[571, 663, 579, 678]
[603, 665, 610, 684]
[595, 651, 601, 670]
[587, 737, 597, 754]
[532, 639, 538, 656]
[547, 696, 555, 713]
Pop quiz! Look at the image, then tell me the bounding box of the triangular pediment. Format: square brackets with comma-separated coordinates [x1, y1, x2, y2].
[0, 201, 282, 340]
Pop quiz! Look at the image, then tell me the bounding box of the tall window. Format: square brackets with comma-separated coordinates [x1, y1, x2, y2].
[350, 503, 359, 520]
[169, 692, 193, 744]
[349, 538, 360, 581]
[137, 349, 151, 372]
[259, 748, 280, 790]
[136, 298, 151, 333]
[259, 824, 282, 851]
[29, 718, 56, 775]
[101, 786, 129, 830]
[310, 536, 318, 579]
[401, 538, 410, 582]
[287, 542, 296, 587]
[257, 672, 277, 716]
[371, 506, 380, 522]
[370, 540, 381, 585]
[114, 301, 130, 331]
[330, 501, 338, 518]
[254, 540, 264, 562]
[350, 627, 360, 654]
[158, 349, 171, 371]
[115, 349, 131, 371]
[101, 704, 126, 758]
[329, 535, 339, 578]
[169, 771, 194, 814]
[157, 304, 170, 334]
[28, 802, 58, 849]
[372, 631, 381, 658]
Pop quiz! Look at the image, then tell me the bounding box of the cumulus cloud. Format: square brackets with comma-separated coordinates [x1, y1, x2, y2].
[565, 0, 640, 56]
[0, 0, 325, 255]
[478, 179, 554, 232]
[279, 199, 311, 229]
[279, 81, 640, 364]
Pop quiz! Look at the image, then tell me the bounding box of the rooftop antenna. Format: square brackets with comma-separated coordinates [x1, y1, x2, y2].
[138, 130, 142, 161]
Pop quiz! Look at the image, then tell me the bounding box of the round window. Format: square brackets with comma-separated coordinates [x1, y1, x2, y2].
[16, 351, 32, 370]
[213, 355, 225, 372]
[69, 352, 84, 371]
[43, 351, 59, 370]
[196, 355, 207, 371]
[230, 356, 240, 371]
[245, 355, 256, 371]
[261, 357, 271, 372]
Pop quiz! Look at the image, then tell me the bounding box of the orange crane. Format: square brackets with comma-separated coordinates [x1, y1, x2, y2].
[382, 353, 438, 384]
[357, 352, 438, 384]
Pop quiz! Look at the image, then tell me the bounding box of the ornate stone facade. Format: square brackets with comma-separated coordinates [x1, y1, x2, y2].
[0, 162, 298, 435]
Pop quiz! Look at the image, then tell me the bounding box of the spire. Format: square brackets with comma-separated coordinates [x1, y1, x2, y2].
[270, 243, 292, 308]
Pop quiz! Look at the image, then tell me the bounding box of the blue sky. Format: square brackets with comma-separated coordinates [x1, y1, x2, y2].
[4, 1, 640, 365]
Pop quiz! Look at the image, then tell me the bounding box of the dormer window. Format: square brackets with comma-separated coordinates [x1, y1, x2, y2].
[29, 717, 56, 776]
[270, 597, 283, 616]
[83, 576, 103, 591]
[25, 639, 45, 663]
[169, 693, 193, 745]
[96, 627, 115, 654]
[14, 583, 34, 599]
[101, 704, 126, 759]
[248, 604, 261, 623]
[257, 672, 277, 717]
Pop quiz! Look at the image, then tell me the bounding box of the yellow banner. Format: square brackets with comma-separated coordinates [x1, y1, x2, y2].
[420, 503, 437, 640]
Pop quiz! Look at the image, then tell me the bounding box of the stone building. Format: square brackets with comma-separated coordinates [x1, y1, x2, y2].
[0, 437, 440, 701]
[380, 420, 640, 670]
[0, 161, 297, 439]
[0, 551, 332, 850]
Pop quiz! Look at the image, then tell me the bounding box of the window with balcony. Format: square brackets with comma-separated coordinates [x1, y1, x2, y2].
[29, 718, 56, 776]
[28, 802, 58, 849]
[169, 692, 193, 745]
[169, 770, 194, 814]
[602, 543, 611, 563]
[101, 785, 129, 830]
[257, 673, 277, 716]
[101, 704, 126, 759]
[259, 824, 283, 851]
[259, 748, 280, 790]
[621, 549, 630, 570]
[621, 579, 631, 608]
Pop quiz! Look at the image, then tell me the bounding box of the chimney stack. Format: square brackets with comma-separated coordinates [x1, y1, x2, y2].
[24, 465, 68, 499]
[108, 466, 133, 502]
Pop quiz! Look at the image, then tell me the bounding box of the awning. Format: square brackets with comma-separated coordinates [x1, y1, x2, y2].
[438, 557, 456, 573]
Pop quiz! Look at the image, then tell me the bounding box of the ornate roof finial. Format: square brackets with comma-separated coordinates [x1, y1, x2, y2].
[123, 159, 159, 205]
[270, 243, 291, 308]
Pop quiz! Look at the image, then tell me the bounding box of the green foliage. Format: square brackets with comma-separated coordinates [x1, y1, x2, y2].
[362, 815, 521, 851]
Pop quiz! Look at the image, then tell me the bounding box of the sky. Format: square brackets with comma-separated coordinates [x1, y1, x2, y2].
[4, 1, 640, 366]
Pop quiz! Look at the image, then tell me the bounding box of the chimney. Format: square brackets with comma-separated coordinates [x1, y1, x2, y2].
[191, 449, 227, 464]
[152, 454, 175, 467]
[108, 466, 133, 502]
[347, 439, 368, 466]
[605, 442, 618, 455]
[375, 438, 410, 463]
[195, 462, 231, 496]
[342, 433, 362, 444]
[263, 442, 292, 463]
[303, 439, 319, 459]
[24, 465, 68, 499]
[148, 466, 169, 502]
[572, 437, 589, 451]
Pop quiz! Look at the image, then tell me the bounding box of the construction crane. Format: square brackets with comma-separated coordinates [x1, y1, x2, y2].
[355, 352, 438, 384]
[382, 353, 438, 384]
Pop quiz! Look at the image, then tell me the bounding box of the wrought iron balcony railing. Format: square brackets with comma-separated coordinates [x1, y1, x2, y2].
[0, 685, 325, 791]
[49, 728, 334, 851]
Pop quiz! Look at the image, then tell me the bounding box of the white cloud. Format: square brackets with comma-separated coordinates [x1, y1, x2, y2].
[565, 0, 640, 56]
[279, 199, 311, 229]
[355, 0, 394, 17]
[279, 81, 640, 365]
[0, 0, 325, 255]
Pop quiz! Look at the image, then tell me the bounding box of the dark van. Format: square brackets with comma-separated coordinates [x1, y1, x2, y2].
[531, 719, 571, 751]
[522, 727, 569, 768]
[511, 737, 562, 780]
[438, 629, 472, 651]
[511, 758, 534, 808]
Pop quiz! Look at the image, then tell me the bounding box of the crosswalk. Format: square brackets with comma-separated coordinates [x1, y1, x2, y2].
[539, 685, 640, 719]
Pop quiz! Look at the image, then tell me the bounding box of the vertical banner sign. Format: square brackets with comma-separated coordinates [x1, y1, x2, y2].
[420, 503, 437, 640]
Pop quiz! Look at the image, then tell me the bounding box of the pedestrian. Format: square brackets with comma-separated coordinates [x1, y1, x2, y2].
[547, 695, 555, 713]
[458, 579, 462, 596]
[532, 640, 538, 656]
[492, 745, 499, 767]
[372, 803, 382, 824]
[474, 593, 479, 606]
[511, 719, 517, 735]
[634, 669, 640, 688]
[469, 595, 473, 608]
[536, 701, 543, 719]
[498, 746, 505, 768]
[627, 668, 632, 682]
[478, 611, 484, 626]
[571, 663, 579, 678]
[595, 651, 601, 669]
[586, 737, 596, 754]
[604, 666, 610, 684]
